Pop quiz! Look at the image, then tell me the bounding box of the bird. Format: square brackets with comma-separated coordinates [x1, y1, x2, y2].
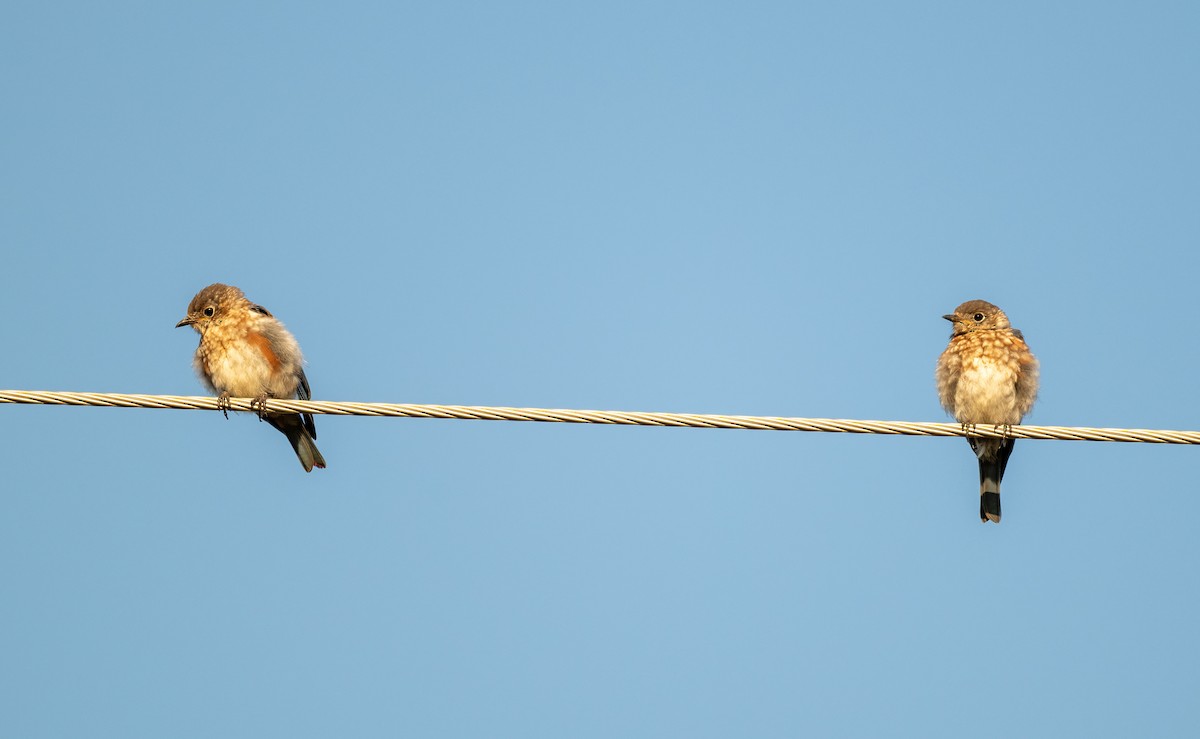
[176, 283, 326, 472]
[936, 300, 1038, 523]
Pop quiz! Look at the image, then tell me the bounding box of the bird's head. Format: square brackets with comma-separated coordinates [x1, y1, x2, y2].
[942, 299, 1010, 335]
[175, 283, 245, 334]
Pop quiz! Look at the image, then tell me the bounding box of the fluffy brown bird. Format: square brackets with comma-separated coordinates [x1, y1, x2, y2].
[936, 300, 1038, 522]
[176, 283, 326, 472]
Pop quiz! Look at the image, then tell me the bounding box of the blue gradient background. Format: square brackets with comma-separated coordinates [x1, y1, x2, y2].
[3, 2, 1198, 736]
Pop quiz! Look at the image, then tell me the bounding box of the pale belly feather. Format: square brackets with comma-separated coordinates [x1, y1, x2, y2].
[953, 360, 1021, 424]
[196, 340, 276, 397]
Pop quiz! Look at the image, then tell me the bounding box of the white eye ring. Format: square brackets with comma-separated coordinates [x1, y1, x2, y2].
[972, 313, 985, 322]
[204, 307, 215, 317]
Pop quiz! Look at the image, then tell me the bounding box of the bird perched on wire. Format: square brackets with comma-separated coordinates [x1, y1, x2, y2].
[176, 283, 326, 472]
[936, 300, 1038, 523]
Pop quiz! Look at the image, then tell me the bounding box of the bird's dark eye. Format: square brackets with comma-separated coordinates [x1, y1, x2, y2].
[972, 312, 985, 322]
[203, 307, 215, 317]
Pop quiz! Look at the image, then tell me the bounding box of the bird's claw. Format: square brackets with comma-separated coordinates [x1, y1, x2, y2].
[217, 393, 231, 420]
[250, 394, 270, 421]
[960, 422, 1012, 439]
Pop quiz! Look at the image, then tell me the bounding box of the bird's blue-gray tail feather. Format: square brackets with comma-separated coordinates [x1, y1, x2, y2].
[969, 437, 1014, 524]
[266, 414, 326, 472]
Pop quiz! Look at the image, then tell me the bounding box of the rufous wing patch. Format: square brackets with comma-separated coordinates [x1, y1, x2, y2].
[245, 331, 283, 372]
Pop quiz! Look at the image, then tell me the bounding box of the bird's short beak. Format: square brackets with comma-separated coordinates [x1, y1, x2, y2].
[175, 317, 195, 328]
[942, 314, 957, 323]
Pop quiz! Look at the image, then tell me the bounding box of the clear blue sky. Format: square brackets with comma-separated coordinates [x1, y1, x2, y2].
[3, 2, 1198, 736]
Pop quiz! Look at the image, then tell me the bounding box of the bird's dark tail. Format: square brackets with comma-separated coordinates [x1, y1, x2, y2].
[970, 437, 1014, 524]
[266, 414, 327, 472]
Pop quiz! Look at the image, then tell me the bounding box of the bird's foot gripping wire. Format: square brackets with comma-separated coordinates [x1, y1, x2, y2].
[998, 423, 1013, 439]
[250, 394, 270, 422]
[960, 422, 978, 438]
[217, 393, 231, 420]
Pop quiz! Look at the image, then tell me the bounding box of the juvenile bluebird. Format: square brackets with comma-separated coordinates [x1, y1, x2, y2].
[176, 283, 326, 472]
[936, 300, 1038, 523]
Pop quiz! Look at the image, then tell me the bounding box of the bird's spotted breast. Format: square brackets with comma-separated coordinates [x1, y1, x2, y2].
[948, 331, 1026, 424]
[197, 331, 278, 398]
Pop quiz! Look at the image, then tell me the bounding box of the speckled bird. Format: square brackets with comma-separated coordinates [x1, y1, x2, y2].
[176, 283, 326, 472]
[936, 300, 1038, 523]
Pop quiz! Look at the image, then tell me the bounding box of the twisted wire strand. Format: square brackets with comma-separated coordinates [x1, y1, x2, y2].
[1, 389, 1198, 445]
